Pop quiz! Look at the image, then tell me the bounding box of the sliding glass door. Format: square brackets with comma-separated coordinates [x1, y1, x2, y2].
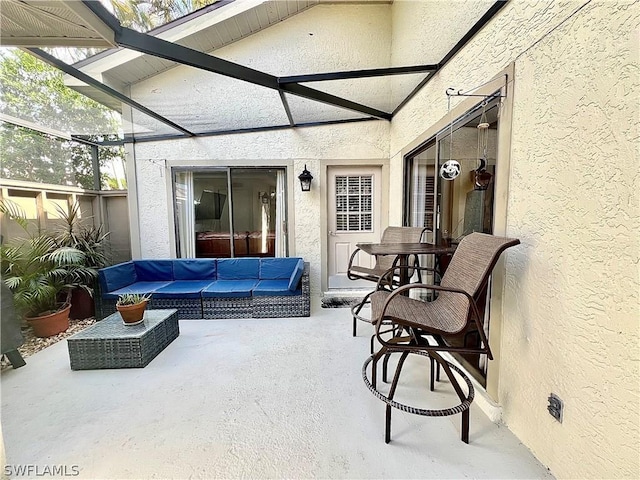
[174, 168, 287, 258]
[405, 96, 500, 245]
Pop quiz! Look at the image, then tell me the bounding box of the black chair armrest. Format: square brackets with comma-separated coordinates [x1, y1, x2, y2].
[346, 247, 363, 280]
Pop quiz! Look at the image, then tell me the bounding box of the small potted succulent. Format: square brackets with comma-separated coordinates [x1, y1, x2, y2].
[116, 293, 151, 325]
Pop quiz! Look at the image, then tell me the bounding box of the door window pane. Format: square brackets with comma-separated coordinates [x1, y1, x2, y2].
[335, 175, 373, 232]
[403, 95, 501, 385]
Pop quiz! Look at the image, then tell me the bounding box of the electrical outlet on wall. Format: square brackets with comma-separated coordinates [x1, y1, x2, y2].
[547, 393, 563, 423]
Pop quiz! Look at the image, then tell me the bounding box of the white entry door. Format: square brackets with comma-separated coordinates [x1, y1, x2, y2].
[327, 166, 382, 289]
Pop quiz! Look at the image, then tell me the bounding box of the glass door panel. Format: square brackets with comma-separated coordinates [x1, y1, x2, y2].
[407, 142, 437, 244]
[193, 171, 231, 258]
[436, 101, 499, 244]
[229, 169, 279, 257]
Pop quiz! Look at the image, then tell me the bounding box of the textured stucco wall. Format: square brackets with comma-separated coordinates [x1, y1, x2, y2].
[390, 1, 640, 479]
[504, 2, 639, 478]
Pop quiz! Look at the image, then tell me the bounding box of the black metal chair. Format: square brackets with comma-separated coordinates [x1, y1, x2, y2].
[347, 226, 428, 285]
[362, 232, 520, 444]
[347, 226, 429, 336]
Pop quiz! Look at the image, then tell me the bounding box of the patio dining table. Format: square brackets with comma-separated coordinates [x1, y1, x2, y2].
[356, 242, 457, 286]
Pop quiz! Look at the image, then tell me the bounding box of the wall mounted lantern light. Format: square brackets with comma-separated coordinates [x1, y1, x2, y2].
[298, 165, 313, 192]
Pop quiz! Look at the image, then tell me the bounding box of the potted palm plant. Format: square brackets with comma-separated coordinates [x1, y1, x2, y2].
[0, 200, 98, 337]
[116, 293, 151, 325]
[53, 202, 110, 319]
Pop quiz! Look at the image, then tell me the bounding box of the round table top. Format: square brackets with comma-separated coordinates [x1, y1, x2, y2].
[356, 242, 457, 256]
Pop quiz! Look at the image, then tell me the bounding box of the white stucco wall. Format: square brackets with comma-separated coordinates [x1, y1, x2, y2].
[389, 1, 640, 479]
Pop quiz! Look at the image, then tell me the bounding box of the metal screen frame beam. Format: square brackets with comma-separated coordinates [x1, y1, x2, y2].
[26, 48, 195, 137]
[115, 28, 391, 121]
[279, 64, 439, 84]
[96, 117, 378, 145]
[81, 1, 390, 120]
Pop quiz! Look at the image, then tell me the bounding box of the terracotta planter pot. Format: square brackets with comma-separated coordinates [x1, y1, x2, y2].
[116, 300, 148, 324]
[26, 303, 71, 338]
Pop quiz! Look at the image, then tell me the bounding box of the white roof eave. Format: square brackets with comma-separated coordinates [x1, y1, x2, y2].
[76, 0, 271, 76]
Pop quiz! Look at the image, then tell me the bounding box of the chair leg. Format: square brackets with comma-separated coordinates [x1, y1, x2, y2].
[352, 314, 357, 337]
[382, 352, 391, 383]
[429, 356, 435, 391]
[432, 353, 471, 444]
[370, 347, 388, 390]
[461, 409, 470, 444]
[385, 351, 410, 444]
[4, 350, 26, 369]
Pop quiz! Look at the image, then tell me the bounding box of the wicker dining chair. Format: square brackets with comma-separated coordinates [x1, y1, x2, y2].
[362, 232, 520, 444]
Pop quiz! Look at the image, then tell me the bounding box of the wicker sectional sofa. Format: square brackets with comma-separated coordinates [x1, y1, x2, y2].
[96, 257, 310, 320]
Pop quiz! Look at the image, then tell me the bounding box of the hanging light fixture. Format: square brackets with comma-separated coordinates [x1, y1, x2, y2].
[298, 165, 313, 191]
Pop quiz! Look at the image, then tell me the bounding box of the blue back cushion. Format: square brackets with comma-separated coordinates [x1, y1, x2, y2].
[99, 262, 137, 293]
[134, 260, 174, 281]
[217, 258, 260, 280]
[173, 259, 216, 280]
[259, 257, 302, 280]
[287, 260, 305, 291]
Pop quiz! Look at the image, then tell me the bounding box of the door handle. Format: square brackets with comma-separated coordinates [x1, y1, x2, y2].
[328, 230, 337, 237]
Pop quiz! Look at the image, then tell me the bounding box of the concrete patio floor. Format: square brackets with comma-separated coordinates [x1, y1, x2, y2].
[2, 302, 553, 479]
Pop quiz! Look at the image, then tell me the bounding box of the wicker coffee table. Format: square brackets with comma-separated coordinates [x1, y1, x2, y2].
[67, 309, 179, 370]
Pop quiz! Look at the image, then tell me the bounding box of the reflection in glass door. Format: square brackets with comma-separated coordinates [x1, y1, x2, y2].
[173, 168, 287, 258]
[230, 169, 280, 257]
[436, 99, 499, 244]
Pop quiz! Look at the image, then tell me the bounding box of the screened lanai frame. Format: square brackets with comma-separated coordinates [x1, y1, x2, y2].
[0, 0, 509, 147]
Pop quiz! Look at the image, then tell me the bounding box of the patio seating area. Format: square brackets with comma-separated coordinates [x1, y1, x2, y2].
[1, 302, 552, 479]
[0, 1, 637, 478]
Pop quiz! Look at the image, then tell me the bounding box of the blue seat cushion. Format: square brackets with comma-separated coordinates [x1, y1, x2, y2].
[99, 262, 137, 293]
[201, 280, 258, 298]
[104, 281, 172, 299]
[152, 280, 212, 299]
[287, 260, 305, 291]
[259, 257, 302, 279]
[217, 258, 259, 280]
[172, 259, 216, 280]
[253, 280, 299, 297]
[134, 260, 174, 281]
